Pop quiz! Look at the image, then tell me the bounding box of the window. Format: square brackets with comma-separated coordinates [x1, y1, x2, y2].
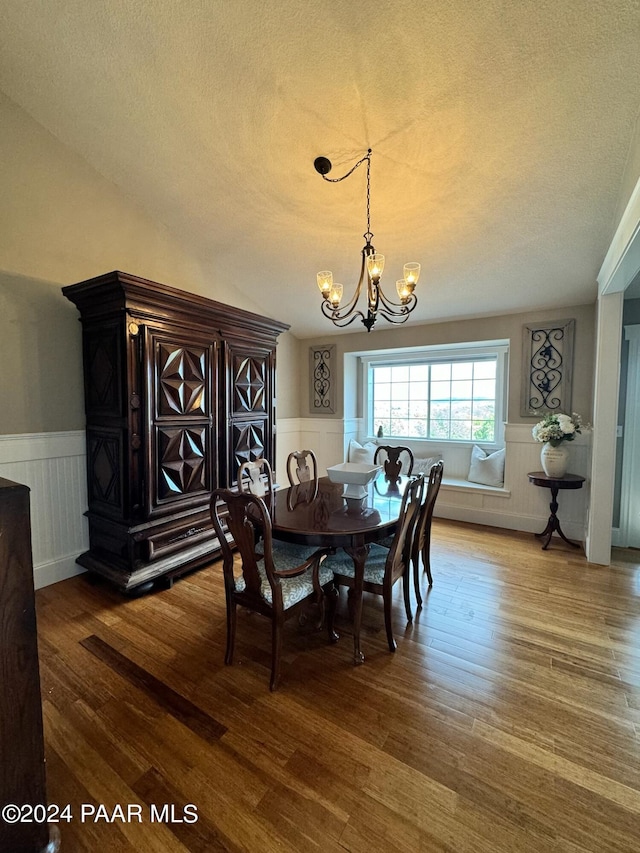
[363, 343, 508, 444]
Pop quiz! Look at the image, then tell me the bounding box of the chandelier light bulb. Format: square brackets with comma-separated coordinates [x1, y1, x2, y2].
[366, 253, 385, 282]
[317, 270, 333, 295]
[403, 262, 420, 286]
[329, 283, 343, 308]
[396, 279, 412, 304]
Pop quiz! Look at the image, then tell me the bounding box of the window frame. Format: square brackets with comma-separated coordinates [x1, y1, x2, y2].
[362, 341, 509, 447]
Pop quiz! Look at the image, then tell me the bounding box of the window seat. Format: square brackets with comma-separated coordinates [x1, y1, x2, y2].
[440, 476, 511, 498]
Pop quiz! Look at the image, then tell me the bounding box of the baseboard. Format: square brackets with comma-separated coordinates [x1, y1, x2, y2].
[34, 555, 86, 590]
[434, 504, 585, 542]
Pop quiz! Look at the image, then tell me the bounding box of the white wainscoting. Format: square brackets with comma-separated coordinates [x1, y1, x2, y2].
[0, 431, 88, 589]
[277, 418, 591, 543]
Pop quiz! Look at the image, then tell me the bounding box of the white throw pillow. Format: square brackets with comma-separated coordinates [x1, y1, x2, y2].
[348, 439, 377, 464]
[468, 445, 505, 487]
[413, 455, 443, 474]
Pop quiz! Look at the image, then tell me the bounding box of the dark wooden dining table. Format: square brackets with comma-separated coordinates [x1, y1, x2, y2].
[270, 474, 408, 664]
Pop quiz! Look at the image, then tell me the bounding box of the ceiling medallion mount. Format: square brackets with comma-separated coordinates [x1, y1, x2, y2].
[314, 149, 419, 332]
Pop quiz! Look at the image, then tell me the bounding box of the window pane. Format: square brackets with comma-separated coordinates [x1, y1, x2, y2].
[391, 365, 409, 383]
[431, 363, 450, 381]
[450, 420, 472, 440]
[474, 361, 496, 379]
[409, 400, 428, 420]
[429, 418, 450, 439]
[431, 381, 451, 401]
[410, 364, 429, 382]
[374, 366, 391, 383]
[451, 380, 472, 399]
[374, 401, 391, 419]
[391, 382, 409, 402]
[473, 379, 496, 400]
[375, 382, 391, 401]
[410, 381, 428, 400]
[452, 362, 473, 380]
[450, 401, 472, 420]
[430, 401, 451, 420]
[391, 418, 410, 436]
[472, 401, 495, 420]
[472, 420, 495, 441]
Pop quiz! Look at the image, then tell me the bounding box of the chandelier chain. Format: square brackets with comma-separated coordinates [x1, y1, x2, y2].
[364, 154, 373, 243]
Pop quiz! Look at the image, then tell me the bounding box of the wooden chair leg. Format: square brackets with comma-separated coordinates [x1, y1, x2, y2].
[225, 597, 236, 665]
[383, 588, 397, 653]
[270, 616, 284, 691]
[413, 553, 423, 608]
[403, 569, 413, 624]
[423, 530, 433, 587]
[326, 585, 339, 643]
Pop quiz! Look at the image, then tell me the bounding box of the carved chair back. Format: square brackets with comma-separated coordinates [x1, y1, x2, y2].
[237, 458, 274, 508]
[374, 445, 415, 484]
[385, 473, 425, 586]
[286, 449, 318, 486]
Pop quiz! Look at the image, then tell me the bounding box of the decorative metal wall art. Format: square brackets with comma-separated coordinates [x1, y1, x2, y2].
[521, 319, 575, 417]
[309, 344, 336, 415]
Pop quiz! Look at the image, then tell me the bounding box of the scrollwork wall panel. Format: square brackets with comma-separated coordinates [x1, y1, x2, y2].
[521, 319, 575, 417]
[309, 344, 336, 415]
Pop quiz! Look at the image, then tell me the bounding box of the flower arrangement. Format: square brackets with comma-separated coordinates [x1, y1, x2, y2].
[532, 412, 583, 446]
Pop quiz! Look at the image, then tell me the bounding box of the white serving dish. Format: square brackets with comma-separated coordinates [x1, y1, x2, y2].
[326, 462, 382, 499]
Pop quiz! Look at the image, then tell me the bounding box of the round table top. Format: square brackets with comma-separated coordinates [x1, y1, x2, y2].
[527, 471, 585, 488]
[271, 475, 408, 547]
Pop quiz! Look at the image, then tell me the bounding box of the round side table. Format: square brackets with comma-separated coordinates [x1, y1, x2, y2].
[527, 472, 585, 550]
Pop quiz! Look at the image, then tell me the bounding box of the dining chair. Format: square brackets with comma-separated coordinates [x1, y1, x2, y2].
[237, 458, 274, 507]
[211, 488, 338, 690]
[374, 444, 415, 484]
[412, 460, 444, 607]
[286, 449, 318, 486]
[324, 474, 425, 653]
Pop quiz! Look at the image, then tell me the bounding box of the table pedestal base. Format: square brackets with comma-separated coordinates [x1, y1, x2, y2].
[535, 485, 580, 550]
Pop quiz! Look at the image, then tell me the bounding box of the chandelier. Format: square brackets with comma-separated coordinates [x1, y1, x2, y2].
[314, 149, 419, 332]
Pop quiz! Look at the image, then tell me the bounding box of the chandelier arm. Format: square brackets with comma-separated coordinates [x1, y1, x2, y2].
[320, 302, 367, 327]
[320, 248, 368, 320]
[376, 307, 413, 325]
[376, 288, 418, 313]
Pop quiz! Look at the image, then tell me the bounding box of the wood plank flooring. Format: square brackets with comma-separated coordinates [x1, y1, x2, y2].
[34, 520, 640, 852]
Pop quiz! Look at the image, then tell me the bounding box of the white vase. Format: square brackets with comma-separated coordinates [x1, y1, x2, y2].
[540, 442, 569, 478]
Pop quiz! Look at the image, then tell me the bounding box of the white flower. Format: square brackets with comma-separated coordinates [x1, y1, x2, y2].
[531, 412, 586, 447]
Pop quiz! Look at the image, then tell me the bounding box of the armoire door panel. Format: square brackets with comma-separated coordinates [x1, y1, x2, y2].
[230, 419, 268, 482]
[152, 335, 211, 419]
[154, 423, 211, 505]
[230, 350, 268, 415]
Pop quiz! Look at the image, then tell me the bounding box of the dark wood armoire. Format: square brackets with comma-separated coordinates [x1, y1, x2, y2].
[63, 271, 289, 592]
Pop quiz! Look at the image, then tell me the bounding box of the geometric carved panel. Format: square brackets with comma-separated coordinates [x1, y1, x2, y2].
[232, 355, 266, 414]
[157, 342, 207, 416]
[87, 331, 119, 413]
[157, 426, 208, 501]
[157, 427, 209, 500]
[87, 433, 121, 507]
[232, 421, 266, 471]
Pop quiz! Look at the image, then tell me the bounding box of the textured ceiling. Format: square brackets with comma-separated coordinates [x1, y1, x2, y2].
[1, 0, 639, 337]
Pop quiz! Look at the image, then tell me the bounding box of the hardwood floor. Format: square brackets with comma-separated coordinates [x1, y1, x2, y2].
[34, 521, 640, 852]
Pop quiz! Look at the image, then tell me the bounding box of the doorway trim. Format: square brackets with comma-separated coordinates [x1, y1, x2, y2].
[619, 324, 640, 547]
